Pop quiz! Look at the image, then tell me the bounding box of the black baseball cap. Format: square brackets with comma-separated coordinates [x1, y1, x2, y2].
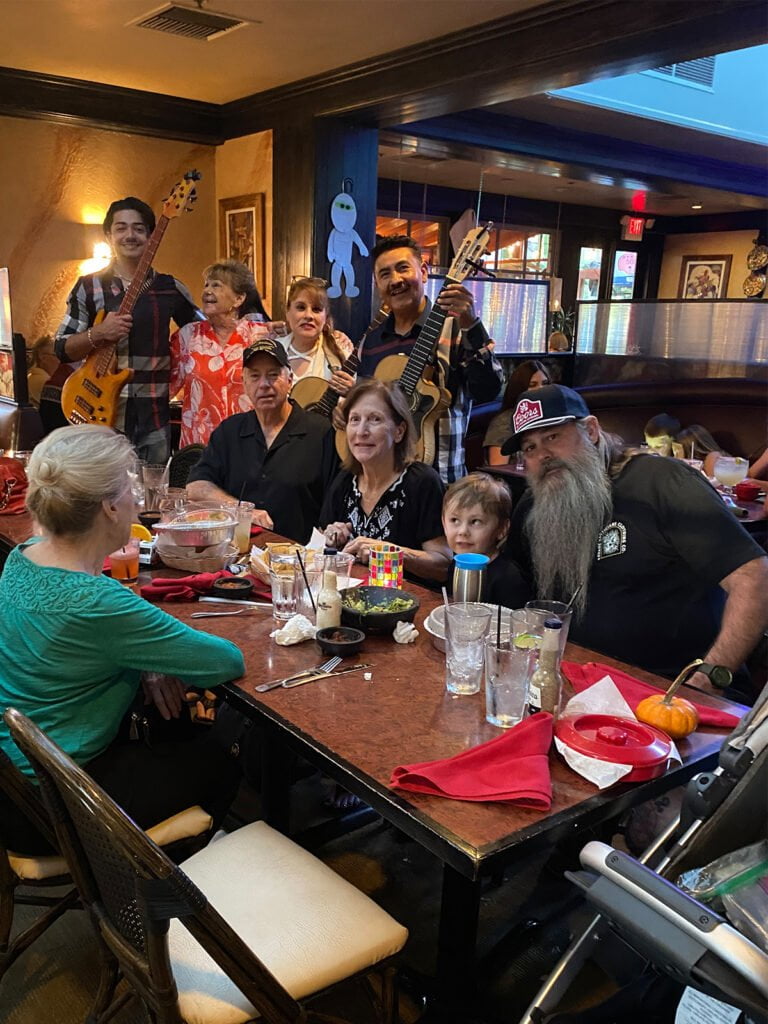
[242, 337, 290, 370]
[501, 384, 591, 454]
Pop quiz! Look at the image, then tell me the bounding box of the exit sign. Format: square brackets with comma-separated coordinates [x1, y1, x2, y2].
[621, 215, 645, 241]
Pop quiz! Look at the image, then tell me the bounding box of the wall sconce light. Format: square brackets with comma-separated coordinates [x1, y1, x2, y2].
[78, 242, 111, 276]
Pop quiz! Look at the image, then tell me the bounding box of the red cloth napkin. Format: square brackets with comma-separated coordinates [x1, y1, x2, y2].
[390, 712, 553, 809]
[250, 525, 264, 538]
[561, 661, 740, 729]
[140, 571, 271, 603]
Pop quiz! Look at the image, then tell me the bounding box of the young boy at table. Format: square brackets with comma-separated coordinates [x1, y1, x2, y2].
[442, 473, 530, 606]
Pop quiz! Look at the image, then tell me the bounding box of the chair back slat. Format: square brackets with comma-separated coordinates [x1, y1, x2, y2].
[4, 707, 303, 1024]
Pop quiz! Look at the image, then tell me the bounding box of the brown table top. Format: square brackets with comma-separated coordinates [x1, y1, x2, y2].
[157, 537, 745, 879]
[0, 510, 35, 548]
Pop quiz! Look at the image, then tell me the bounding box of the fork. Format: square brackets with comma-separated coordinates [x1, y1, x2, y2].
[255, 657, 342, 693]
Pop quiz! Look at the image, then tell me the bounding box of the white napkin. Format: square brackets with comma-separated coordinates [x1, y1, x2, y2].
[269, 614, 317, 645]
[555, 676, 680, 790]
[393, 621, 419, 644]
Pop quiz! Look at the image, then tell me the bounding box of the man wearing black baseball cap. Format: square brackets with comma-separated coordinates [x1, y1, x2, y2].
[187, 338, 338, 543]
[501, 385, 767, 702]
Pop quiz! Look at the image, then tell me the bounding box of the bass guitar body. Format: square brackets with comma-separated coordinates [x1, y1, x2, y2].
[334, 352, 449, 465]
[61, 343, 133, 427]
[290, 375, 330, 410]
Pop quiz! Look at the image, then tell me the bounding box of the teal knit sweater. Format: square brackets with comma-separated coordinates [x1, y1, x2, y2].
[0, 543, 245, 777]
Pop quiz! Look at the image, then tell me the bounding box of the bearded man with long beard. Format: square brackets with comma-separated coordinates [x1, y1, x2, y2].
[502, 385, 768, 704]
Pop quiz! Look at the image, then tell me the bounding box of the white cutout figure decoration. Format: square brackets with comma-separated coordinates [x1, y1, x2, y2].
[327, 191, 369, 298]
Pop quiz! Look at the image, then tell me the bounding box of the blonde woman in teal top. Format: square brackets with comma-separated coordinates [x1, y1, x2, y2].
[0, 425, 245, 853]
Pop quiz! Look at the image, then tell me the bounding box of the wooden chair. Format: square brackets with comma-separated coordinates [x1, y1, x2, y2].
[168, 444, 204, 489]
[0, 744, 78, 981]
[5, 707, 408, 1024]
[0, 741, 213, 992]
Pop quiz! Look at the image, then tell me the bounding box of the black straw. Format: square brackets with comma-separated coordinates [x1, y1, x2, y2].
[496, 604, 502, 646]
[236, 479, 248, 508]
[295, 549, 316, 614]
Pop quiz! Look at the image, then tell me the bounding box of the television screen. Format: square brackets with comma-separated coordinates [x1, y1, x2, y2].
[424, 275, 549, 355]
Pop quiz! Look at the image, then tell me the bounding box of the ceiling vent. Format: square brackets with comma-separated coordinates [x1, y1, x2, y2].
[129, 3, 258, 42]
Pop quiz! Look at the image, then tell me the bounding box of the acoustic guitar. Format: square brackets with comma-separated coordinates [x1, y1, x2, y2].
[341, 223, 492, 466]
[290, 305, 388, 418]
[61, 170, 201, 427]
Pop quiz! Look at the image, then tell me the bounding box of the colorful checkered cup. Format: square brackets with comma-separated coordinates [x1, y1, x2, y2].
[368, 543, 403, 588]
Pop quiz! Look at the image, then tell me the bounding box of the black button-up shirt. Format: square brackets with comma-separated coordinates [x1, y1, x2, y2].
[188, 403, 339, 544]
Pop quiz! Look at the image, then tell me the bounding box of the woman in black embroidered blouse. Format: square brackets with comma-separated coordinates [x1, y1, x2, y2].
[320, 379, 451, 581]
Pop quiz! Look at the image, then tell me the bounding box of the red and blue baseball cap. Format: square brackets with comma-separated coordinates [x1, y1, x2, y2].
[501, 384, 590, 454]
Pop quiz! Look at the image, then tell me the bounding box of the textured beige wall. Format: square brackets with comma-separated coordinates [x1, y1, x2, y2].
[658, 230, 758, 299]
[214, 131, 273, 309]
[0, 116, 217, 340]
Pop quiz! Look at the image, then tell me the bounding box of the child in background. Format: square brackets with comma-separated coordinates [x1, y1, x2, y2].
[442, 473, 530, 607]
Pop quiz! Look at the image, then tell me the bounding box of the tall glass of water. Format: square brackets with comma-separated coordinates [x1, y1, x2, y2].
[444, 603, 492, 696]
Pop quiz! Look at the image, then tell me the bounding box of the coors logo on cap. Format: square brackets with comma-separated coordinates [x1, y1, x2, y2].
[513, 398, 543, 434]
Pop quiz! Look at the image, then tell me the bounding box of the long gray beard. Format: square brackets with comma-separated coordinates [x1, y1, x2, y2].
[525, 440, 612, 618]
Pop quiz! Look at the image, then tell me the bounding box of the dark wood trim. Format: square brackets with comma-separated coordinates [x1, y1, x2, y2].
[0, 66, 223, 145]
[1, 0, 765, 145]
[222, 0, 768, 135]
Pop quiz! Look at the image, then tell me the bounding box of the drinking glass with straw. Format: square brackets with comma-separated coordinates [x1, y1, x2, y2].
[294, 549, 319, 622]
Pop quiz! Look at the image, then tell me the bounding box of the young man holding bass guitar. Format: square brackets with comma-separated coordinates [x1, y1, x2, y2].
[54, 197, 198, 462]
[357, 234, 501, 484]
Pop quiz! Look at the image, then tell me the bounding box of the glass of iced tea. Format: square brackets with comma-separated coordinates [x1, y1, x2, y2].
[108, 539, 140, 586]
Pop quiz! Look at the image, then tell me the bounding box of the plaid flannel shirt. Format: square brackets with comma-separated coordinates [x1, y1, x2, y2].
[358, 300, 497, 483]
[55, 267, 197, 446]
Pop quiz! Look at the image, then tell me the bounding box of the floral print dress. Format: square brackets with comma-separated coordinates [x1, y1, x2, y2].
[169, 318, 271, 447]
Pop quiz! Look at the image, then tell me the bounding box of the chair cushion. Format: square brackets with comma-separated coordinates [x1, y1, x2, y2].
[169, 821, 408, 1024]
[7, 851, 68, 881]
[145, 805, 212, 846]
[7, 805, 211, 881]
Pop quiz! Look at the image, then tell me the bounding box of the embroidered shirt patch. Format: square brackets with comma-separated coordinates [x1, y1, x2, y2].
[596, 521, 627, 560]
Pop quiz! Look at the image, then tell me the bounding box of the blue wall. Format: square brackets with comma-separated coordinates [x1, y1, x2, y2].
[553, 45, 768, 145]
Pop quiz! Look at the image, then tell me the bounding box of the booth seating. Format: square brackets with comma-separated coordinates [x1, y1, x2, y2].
[464, 378, 767, 471]
[0, 400, 44, 454]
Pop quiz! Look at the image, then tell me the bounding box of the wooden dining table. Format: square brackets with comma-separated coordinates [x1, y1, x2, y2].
[152, 532, 746, 1016]
[0, 515, 748, 1015]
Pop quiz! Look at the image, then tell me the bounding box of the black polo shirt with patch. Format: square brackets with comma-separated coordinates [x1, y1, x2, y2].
[508, 454, 764, 682]
[188, 403, 339, 544]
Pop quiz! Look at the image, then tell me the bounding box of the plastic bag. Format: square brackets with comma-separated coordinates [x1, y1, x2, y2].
[677, 839, 768, 905]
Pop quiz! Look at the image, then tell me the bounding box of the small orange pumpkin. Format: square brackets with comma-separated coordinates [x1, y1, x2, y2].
[636, 693, 699, 740]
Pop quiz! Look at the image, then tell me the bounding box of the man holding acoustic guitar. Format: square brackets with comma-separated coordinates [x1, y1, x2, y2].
[54, 194, 198, 462]
[357, 233, 502, 484]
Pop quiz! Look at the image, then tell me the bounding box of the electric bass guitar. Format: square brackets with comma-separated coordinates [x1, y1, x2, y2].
[359, 222, 492, 466]
[61, 170, 201, 427]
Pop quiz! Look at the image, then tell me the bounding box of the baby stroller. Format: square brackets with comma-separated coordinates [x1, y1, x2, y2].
[521, 686, 768, 1023]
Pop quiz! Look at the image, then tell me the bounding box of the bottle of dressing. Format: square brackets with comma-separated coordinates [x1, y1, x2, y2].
[316, 570, 342, 630]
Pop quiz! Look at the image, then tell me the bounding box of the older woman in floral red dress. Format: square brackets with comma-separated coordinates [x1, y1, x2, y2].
[169, 260, 279, 447]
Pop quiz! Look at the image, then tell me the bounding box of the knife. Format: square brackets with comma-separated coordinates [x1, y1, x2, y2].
[199, 596, 272, 607]
[282, 663, 371, 688]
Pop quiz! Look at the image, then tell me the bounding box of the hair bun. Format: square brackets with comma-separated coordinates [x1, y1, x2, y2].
[36, 458, 59, 484]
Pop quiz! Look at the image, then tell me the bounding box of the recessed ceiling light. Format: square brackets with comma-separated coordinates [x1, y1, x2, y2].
[691, 203, 703, 210]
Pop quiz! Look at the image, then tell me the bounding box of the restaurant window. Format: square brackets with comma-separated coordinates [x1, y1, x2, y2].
[375, 215, 445, 265]
[611, 250, 637, 300]
[578, 247, 603, 301]
[485, 227, 552, 278]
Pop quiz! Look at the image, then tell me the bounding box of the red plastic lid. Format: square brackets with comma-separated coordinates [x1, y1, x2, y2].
[555, 713, 673, 768]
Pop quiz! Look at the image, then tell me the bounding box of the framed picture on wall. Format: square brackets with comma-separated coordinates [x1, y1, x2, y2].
[677, 254, 732, 300]
[218, 194, 265, 285]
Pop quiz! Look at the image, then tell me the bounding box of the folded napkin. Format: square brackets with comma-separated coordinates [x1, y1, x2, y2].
[391, 712, 553, 808]
[140, 571, 270, 603]
[561, 661, 740, 729]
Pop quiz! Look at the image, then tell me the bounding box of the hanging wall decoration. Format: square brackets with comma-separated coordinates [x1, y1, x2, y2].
[327, 179, 369, 299]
